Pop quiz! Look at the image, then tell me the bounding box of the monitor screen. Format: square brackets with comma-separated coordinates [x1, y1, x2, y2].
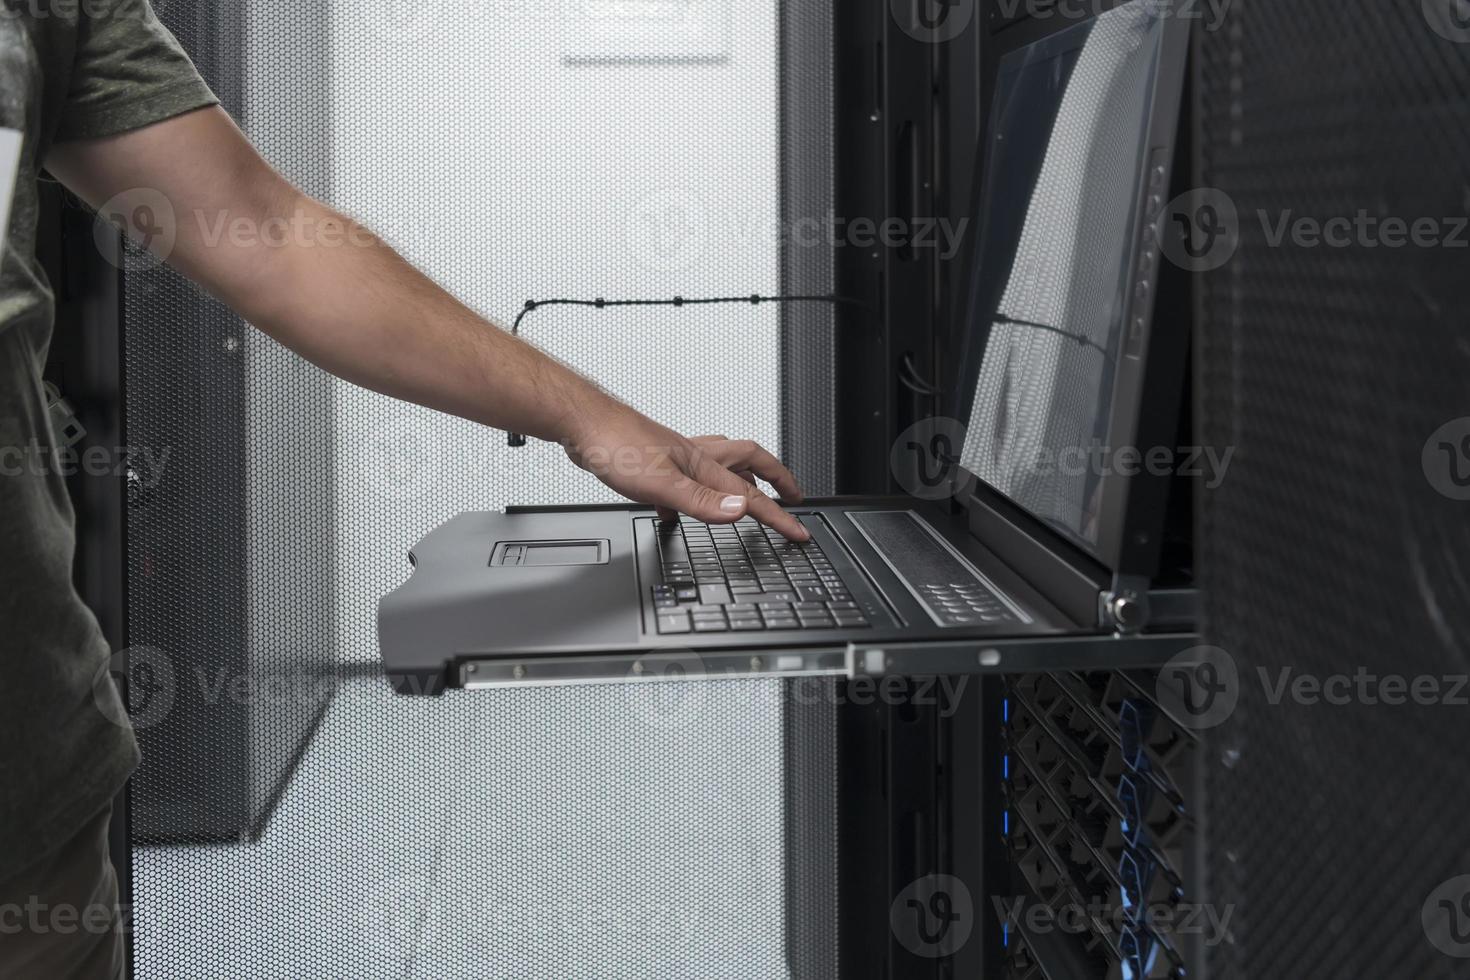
[955, 2, 1169, 554]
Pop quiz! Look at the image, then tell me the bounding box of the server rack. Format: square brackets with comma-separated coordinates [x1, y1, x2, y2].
[832, 3, 1204, 978]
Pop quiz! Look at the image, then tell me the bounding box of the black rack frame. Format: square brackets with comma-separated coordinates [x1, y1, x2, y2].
[830, 3, 1201, 979]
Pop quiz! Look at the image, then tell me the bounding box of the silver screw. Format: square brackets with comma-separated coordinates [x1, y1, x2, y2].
[465, 663, 477, 673]
[750, 656, 762, 671]
[1111, 595, 1143, 630]
[512, 664, 526, 679]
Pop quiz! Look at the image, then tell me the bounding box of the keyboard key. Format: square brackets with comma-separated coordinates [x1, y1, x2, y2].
[657, 613, 691, 634]
[728, 618, 764, 631]
[693, 620, 729, 632]
[763, 617, 799, 630]
[674, 587, 698, 602]
[699, 584, 732, 606]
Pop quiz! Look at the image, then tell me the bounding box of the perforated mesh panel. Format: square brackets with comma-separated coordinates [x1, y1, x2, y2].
[124, 1, 838, 976]
[133, 678, 831, 978]
[778, 0, 836, 494]
[1196, 1, 1470, 977]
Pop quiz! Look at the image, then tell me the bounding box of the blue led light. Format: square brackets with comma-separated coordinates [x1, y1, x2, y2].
[1119, 771, 1148, 848]
[1120, 698, 1149, 773]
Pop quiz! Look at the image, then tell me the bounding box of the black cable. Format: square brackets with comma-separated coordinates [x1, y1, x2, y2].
[506, 297, 1090, 445]
[506, 292, 860, 446]
[893, 314, 1103, 421]
[994, 315, 1107, 355]
[511, 292, 860, 336]
[899, 352, 944, 396]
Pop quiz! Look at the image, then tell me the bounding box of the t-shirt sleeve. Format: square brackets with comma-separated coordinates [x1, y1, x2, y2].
[53, 0, 219, 142]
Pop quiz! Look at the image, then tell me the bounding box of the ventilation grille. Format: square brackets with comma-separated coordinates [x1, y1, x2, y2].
[1195, 1, 1470, 977]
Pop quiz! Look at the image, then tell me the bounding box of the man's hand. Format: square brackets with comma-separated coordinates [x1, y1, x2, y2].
[44, 105, 811, 539]
[564, 409, 808, 540]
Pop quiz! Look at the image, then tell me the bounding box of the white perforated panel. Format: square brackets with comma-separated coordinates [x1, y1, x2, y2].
[128, 2, 837, 978]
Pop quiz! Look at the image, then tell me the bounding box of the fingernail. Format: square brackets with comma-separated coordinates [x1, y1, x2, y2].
[720, 495, 745, 514]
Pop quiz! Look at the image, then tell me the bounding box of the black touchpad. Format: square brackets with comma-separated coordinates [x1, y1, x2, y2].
[490, 539, 610, 567]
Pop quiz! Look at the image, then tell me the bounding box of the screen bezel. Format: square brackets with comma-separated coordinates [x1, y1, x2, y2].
[950, 5, 1192, 576]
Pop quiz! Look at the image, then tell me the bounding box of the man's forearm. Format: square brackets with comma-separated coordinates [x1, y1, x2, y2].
[44, 105, 810, 536]
[227, 193, 611, 446]
[47, 106, 616, 446]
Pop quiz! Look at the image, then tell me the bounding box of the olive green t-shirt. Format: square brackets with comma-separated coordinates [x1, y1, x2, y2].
[1, 0, 215, 878]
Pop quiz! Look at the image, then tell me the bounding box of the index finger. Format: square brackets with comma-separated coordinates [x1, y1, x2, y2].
[693, 455, 810, 541]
